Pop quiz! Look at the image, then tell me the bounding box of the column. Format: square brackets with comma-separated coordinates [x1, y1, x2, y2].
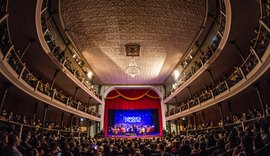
[227, 101, 233, 119]
[19, 39, 35, 59]
[229, 40, 245, 62]
[96, 121, 100, 134]
[218, 103, 225, 125]
[254, 84, 266, 117]
[50, 69, 60, 88]
[193, 113, 197, 130]
[73, 87, 80, 101]
[187, 87, 192, 99]
[0, 82, 11, 113]
[174, 119, 179, 135]
[202, 111, 206, 125]
[70, 114, 74, 129]
[167, 121, 172, 133]
[178, 118, 182, 134]
[87, 120, 91, 138]
[174, 97, 178, 105]
[32, 102, 38, 124]
[60, 112, 65, 126]
[96, 105, 99, 113]
[206, 70, 215, 86]
[41, 104, 48, 135]
[76, 117, 79, 128]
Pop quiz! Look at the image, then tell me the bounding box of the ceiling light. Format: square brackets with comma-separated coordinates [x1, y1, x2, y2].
[125, 57, 140, 78]
[87, 71, 93, 79]
[72, 54, 76, 58]
[173, 70, 180, 81]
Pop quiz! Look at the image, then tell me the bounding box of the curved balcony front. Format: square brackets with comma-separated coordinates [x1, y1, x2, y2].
[0, 15, 100, 121]
[35, 0, 102, 104]
[164, 0, 232, 104]
[166, 8, 270, 121]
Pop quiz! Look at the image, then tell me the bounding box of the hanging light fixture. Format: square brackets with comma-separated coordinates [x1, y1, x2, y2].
[125, 44, 141, 78]
[125, 57, 140, 78]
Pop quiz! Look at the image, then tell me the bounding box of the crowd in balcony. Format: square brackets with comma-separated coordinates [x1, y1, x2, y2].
[41, 12, 100, 100]
[0, 21, 101, 118]
[166, 20, 270, 117]
[168, 28, 222, 98]
[3, 49, 101, 118]
[180, 109, 266, 133]
[166, 66, 244, 117]
[0, 109, 82, 132]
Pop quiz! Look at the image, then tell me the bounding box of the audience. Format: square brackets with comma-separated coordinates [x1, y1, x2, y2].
[0, 108, 269, 156]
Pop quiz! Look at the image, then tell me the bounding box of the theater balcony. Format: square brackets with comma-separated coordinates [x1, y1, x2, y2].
[164, 0, 270, 133]
[0, 0, 101, 135]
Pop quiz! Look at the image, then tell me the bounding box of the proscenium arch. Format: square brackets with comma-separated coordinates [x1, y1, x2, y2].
[100, 85, 166, 132]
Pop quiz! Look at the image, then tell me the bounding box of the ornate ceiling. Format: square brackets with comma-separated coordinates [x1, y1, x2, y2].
[60, 0, 205, 84]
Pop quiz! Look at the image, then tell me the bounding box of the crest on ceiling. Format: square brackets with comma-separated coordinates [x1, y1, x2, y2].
[125, 44, 140, 56]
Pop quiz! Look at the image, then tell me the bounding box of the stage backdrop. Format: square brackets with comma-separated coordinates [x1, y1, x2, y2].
[104, 89, 162, 136]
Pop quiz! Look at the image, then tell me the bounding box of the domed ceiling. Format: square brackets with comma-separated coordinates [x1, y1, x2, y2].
[60, 0, 205, 85]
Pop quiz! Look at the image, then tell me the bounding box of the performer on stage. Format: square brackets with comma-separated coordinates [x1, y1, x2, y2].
[132, 124, 137, 133]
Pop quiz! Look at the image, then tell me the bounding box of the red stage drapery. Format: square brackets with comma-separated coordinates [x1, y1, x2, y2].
[104, 89, 162, 136]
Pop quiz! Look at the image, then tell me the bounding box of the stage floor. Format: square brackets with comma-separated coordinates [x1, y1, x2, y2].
[106, 133, 161, 138]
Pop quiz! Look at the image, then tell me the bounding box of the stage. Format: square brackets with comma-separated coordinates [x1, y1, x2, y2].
[106, 132, 161, 138]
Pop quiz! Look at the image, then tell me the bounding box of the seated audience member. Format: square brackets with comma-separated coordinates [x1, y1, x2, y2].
[0, 133, 8, 155]
[233, 135, 254, 156]
[2, 134, 23, 156]
[211, 139, 225, 156]
[260, 124, 270, 144]
[192, 142, 200, 154]
[253, 134, 264, 151]
[19, 130, 34, 156]
[179, 144, 191, 156]
[197, 141, 207, 156]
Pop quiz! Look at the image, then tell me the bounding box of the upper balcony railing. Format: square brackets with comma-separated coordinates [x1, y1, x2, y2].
[165, 1, 270, 119]
[38, 0, 101, 102]
[0, 118, 87, 139]
[0, 17, 101, 120]
[164, 0, 230, 102]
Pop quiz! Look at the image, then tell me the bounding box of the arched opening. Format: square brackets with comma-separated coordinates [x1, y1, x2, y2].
[104, 88, 163, 137]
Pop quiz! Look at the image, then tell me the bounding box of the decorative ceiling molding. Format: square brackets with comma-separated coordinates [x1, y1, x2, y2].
[60, 0, 205, 84]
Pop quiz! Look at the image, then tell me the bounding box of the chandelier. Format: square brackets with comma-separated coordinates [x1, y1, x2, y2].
[125, 57, 140, 78]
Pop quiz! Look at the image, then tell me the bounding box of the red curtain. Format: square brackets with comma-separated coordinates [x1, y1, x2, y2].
[104, 89, 162, 136]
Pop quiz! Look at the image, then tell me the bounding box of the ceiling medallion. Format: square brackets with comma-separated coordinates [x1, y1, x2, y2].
[125, 44, 140, 78]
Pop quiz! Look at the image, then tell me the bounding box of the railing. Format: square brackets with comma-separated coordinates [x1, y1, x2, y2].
[166, 0, 227, 98]
[39, 2, 101, 100]
[0, 19, 11, 56]
[166, 0, 270, 119]
[0, 20, 101, 119]
[184, 115, 270, 135]
[0, 118, 87, 138]
[165, 50, 262, 117]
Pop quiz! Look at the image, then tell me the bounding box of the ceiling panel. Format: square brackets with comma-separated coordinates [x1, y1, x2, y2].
[61, 0, 205, 84]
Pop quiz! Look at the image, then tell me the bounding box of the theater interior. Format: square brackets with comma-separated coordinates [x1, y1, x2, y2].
[1, 0, 270, 155]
